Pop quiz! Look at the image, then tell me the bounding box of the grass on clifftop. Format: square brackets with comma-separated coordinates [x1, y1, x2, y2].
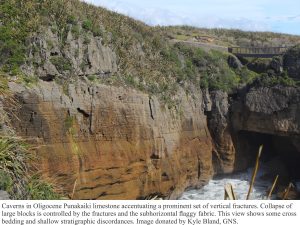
[160, 26, 300, 47]
[174, 43, 259, 92]
[0, 0, 296, 102]
[0, 0, 41, 75]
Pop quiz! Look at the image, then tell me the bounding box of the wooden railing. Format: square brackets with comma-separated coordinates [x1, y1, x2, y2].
[228, 47, 289, 58]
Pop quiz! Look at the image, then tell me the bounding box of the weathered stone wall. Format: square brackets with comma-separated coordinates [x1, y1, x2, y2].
[9, 81, 213, 199]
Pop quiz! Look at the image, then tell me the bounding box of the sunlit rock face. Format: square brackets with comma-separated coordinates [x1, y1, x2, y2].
[8, 79, 300, 200]
[8, 43, 300, 199]
[9, 81, 213, 199]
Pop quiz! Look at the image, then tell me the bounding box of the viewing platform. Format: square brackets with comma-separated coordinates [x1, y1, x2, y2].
[228, 46, 289, 58]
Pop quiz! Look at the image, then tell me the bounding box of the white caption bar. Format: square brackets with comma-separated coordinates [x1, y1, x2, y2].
[0, 200, 299, 225]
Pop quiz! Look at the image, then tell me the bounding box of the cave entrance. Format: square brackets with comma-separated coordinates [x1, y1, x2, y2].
[233, 130, 300, 179]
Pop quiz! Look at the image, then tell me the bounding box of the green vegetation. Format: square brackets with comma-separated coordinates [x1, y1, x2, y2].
[285, 44, 300, 58]
[87, 74, 97, 82]
[257, 72, 297, 87]
[0, 0, 300, 200]
[0, 74, 9, 96]
[0, 136, 60, 199]
[50, 56, 72, 72]
[0, 137, 30, 198]
[238, 67, 259, 84]
[175, 34, 190, 41]
[71, 25, 81, 39]
[82, 19, 102, 36]
[64, 115, 74, 131]
[21, 75, 39, 87]
[0, 0, 37, 75]
[0, 78, 60, 200]
[174, 43, 257, 92]
[83, 35, 91, 44]
[0, 0, 299, 104]
[160, 26, 300, 47]
[26, 174, 60, 200]
[0, 170, 13, 193]
[124, 73, 138, 87]
[0, 0, 186, 101]
[82, 19, 93, 31]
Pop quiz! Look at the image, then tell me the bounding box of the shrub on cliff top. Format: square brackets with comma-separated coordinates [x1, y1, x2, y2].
[160, 26, 300, 48]
[175, 43, 243, 92]
[0, 0, 279, 103]
[253, 72, 296, 87]
[285, 44, 300, 58]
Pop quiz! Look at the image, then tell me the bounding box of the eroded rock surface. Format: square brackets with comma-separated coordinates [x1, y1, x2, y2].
[24, 27, 117, 81]
[231, 86, 300, 135]
[9, 81, 213, 199]
[206, 91, 235, 174]
[230, 85, 300, 178]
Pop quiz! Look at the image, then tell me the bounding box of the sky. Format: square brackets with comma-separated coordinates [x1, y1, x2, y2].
[83, 0, 300, 35]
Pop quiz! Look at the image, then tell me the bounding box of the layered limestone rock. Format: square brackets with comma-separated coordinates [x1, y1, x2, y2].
[231, 86, 300, 135]
[230, 85, 300, 178]
[9, 80, 213, 199]
[23, 26, 117, 81]
[205, 91, 235, 174]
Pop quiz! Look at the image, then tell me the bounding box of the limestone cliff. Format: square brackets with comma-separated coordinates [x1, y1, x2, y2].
[1, 0, 220, 199]
[9, 81, 213, 199]
[205, 90, 235, 174]
[230, 85, 300, 178]
[24, 26, 118, 81]
[1, 0, 300, 200]
[204, 46, 300, 180]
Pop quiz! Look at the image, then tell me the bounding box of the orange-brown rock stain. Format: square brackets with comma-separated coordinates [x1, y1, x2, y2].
[10, 81, 213, 199]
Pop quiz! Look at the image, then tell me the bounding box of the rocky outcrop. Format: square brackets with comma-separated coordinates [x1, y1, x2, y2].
[9, 78, 300, 199]
[269, 57, 283, 74]
[205, 91, 235, 174]
[202, 82, 300, 180]
[23, 26, 117, 81]
[238, 56, 282, 75]
[231, 86, 300, 134]
[9, 80, 213, 199]
[283, 45, 300, 80]
[230, 85, 300, 178]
